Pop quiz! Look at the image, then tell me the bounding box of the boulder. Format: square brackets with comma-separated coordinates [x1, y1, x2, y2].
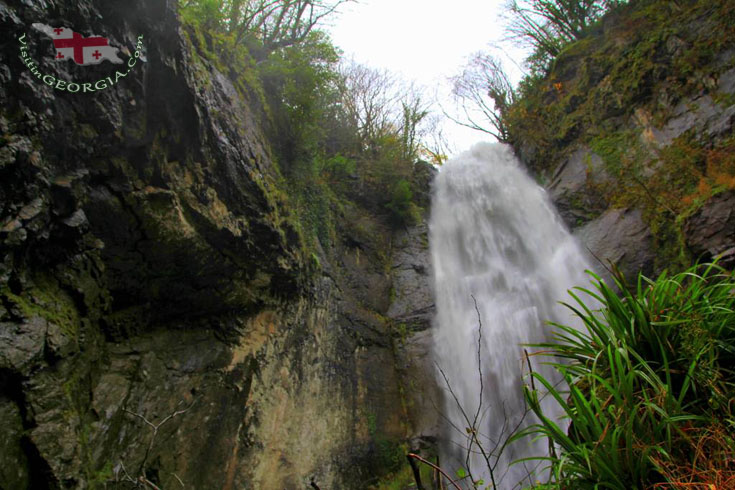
[684, 191, 735, 267]
[574, 208, 656, 282]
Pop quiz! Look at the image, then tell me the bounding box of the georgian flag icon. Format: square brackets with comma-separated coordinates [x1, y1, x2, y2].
[32, 23, 123, 65]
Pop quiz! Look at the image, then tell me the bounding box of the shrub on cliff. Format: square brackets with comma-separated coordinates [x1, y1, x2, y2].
[506, 0, 628, 73]
[385, 179, 421, 227]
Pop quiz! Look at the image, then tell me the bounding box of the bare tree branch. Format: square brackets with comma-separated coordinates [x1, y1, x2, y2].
[429, 295, 563, 489]
[434, 295, 498, 489]
[227, 0, 355, 57]
[503, 0, 627, 69]
[408, 453, 463, 490]
[449, 52, 515, 142]
[113, 399, 196, 488]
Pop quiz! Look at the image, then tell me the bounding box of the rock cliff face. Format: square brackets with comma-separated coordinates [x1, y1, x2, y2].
[551, 60, 735, 277]
[0, 1, 436, 488]
[386, 223, 440, 449]
[508, 1, 735, 278]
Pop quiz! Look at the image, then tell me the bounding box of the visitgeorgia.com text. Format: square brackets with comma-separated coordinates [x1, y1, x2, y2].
[18, 32, 144, 93]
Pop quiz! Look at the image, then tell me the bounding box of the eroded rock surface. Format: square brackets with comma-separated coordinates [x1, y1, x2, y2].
[387, 222, 440, 449]
[509, 4, 735, 278]
[0, 1, 437, 488]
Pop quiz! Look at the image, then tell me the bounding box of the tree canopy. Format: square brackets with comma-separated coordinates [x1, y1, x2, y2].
[180, 0, 354, 59]
[179, 0, 442, 234]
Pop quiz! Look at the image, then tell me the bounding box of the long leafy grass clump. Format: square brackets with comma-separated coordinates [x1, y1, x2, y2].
[516, 263, 735, 489]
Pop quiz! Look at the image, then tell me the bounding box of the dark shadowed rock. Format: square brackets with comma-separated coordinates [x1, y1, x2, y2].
[684, 191, 735, 267]
[0, 0, 437, 487]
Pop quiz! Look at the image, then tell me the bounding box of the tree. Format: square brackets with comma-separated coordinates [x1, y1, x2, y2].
[228, 0, 354, 58]
[386, 179, 421, 226]
[505, 0, 626, 69]
[416, 112, 450, 166]
[447, 1, 627, 141]
[335, 61, 401, 154]
[399, 89, 431, 162]
[179, 0, 353, 59]
[449, 52, 516, 141]
[334, 61, 437, 161]
[257, 30, 341, 169]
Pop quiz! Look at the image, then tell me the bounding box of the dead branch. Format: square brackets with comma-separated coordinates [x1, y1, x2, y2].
[113, 398, 196, 488]
[408, 453, 463, 490]
[431, 294, 555, 489]
[407, 454, 427, 490]
[123, 399, 197, 476]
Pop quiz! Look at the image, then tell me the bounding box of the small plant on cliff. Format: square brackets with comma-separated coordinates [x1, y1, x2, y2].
[385, 179, 421, 227]
[516, 263, 735, 489]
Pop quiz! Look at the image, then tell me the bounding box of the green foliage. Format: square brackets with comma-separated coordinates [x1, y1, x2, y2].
[290, 167, 338, 251]
[363, 410, 407, 485]
[502, 0, 735, 273]
[506, 0, 628, 75]
[506, 0, 735, 176]
[375, 438, 405, 473]
[179, 0, 352, 59]
[1, 274, 81, 337]
[369, 459, 435, 490]
[317, 153, 356, 182]
[516, 263, 735, 489]
[368, 448, 439, 490]
[180, 0, 227, 32]
[178, 0, 430, 262]
[257, 30, 340, 168]
[385, 179, 421, 227]
[180, 13, 267, 114]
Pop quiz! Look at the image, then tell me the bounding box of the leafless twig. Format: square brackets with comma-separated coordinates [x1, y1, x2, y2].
[171, 472, 185, 488]
[408, 453, 463, 490]
[123, 399, 197, 476]
[113, 399, 196, 488]
[427, 296, 556, 489]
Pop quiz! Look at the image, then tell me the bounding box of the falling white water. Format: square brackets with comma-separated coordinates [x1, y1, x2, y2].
[430, 143, 593, 489]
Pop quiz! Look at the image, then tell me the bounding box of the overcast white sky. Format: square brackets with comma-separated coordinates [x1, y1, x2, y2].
[326, 0, 526, 156]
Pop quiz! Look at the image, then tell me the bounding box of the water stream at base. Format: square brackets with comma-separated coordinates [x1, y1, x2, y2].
[430, 143, 594, 489]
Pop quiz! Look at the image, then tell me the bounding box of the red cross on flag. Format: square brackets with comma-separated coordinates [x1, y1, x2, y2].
[32, 24, 123, 65]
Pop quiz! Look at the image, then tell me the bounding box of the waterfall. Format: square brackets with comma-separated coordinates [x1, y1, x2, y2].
[430, 143, 593, 489]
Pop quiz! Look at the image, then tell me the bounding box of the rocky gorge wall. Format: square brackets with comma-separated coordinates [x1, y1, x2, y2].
[0, 1, 438, 488]
[507, 0, 735, 279]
